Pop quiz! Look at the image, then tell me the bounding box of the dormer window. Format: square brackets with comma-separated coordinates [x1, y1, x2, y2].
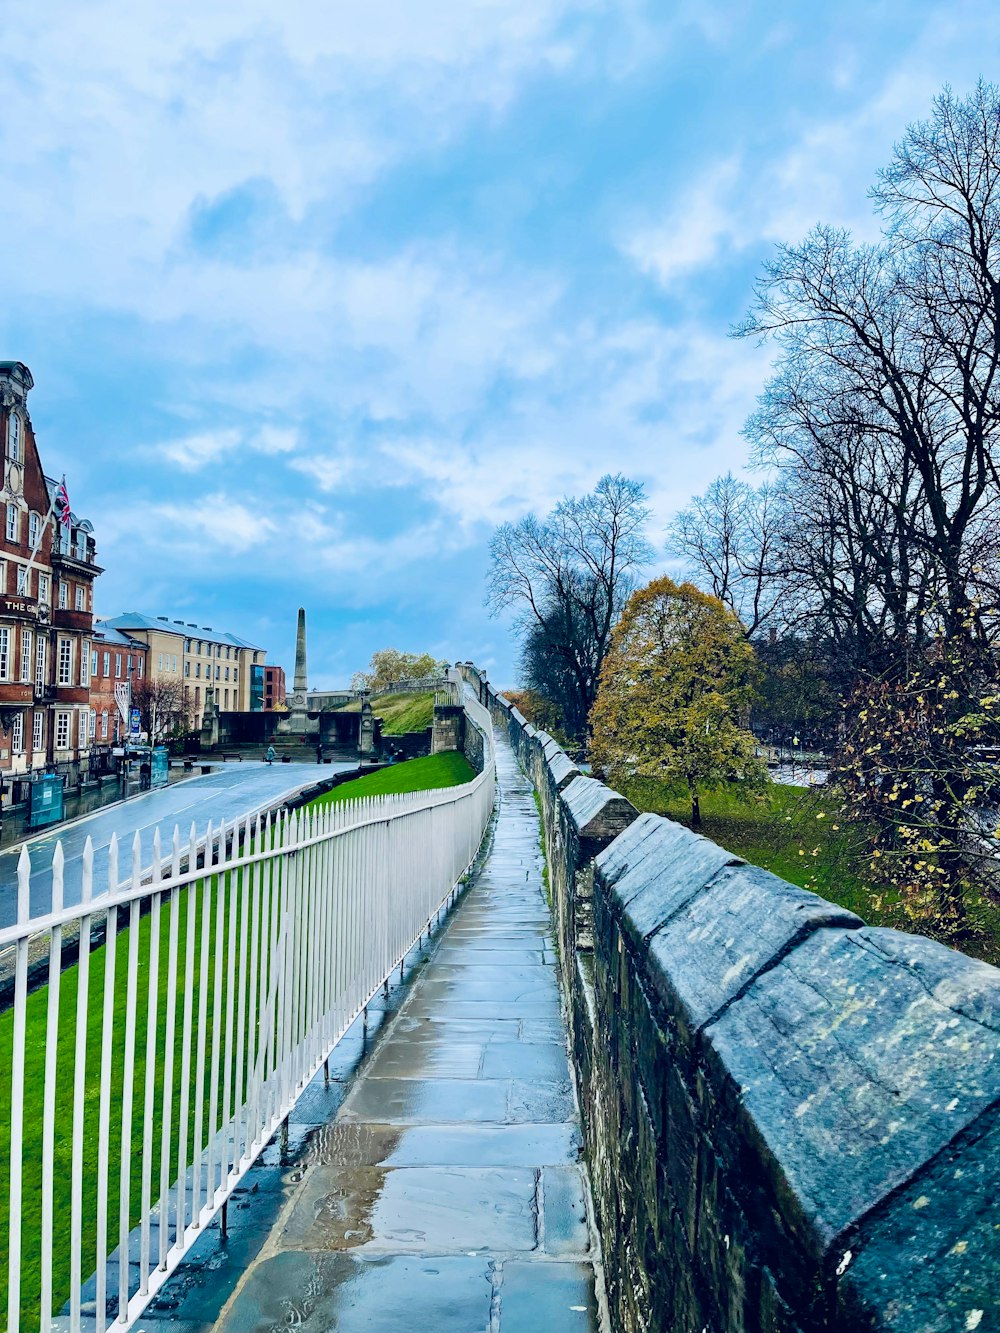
[8, 413, 21, 463]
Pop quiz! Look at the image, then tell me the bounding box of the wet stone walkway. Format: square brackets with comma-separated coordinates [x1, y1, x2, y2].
[148, 732, 600, 1333]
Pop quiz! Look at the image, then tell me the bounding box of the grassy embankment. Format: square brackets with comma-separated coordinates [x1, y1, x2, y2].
[336, 690, 436, 734]
[622, 776, 1000, 967]
[0, 751, 474, 1327]
[312, 751, 475, 805]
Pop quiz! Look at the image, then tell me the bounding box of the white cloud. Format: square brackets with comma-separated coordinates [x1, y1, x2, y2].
[624, 159, 743, 288]
[157, 430, 241, 472]
[147, 495, 273, 554]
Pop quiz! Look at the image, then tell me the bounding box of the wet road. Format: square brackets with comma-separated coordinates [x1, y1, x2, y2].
[137, 728, 599, 1333]
[0, 759, 354, 927]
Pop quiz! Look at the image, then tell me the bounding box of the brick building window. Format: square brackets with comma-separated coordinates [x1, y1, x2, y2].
[103, 651, 109, 676]
[0, 627, 9, 680]
[8, 412, 20, 461]
[80, 641, 89, 686]
[20, 628, 31, 683]
[16, 566, 27, 594]
[6, 504, 18, 543]
[136, 657, 143, 678]
[28, 512, 39, 548]
[11, 712, 23, 753]
[32, 711, 42, 752]
[75, 585, 85, 610]
[55, 711, 69, 750]
[57, 637, 72, 685]
[101, 709, 108, 739]
[90, 708, 96, 737]
[116, 654, 122, 678]
[91, 649, 98, 677]
[38, 574, 49, 604]
[35, 636, 45, 686]
[58, 581, 67, 609]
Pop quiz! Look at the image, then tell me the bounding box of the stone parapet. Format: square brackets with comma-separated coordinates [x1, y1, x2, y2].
[452, 661, 1000, 1333]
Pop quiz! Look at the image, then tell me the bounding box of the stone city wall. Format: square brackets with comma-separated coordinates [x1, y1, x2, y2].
[456, 662, 1000, 1333]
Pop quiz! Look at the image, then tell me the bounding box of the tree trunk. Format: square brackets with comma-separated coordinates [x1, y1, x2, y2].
[689, 780, 701, 828]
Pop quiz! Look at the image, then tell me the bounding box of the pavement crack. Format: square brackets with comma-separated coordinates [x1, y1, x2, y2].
[488, 1258, 504, 1333]
[532, 1167, 543, 1253]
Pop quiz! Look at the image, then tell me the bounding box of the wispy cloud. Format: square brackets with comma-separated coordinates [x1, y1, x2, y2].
[3, 0, 996, 684]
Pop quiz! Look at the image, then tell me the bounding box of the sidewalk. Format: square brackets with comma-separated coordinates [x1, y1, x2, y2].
[140, 729, 600, 1333]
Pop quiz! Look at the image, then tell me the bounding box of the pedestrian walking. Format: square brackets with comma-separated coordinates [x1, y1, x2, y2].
[265, 744, 275, 765]
[316, 742, 323, 764]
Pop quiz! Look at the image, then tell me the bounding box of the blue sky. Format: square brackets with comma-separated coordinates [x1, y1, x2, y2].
[0, 1, 994, 686]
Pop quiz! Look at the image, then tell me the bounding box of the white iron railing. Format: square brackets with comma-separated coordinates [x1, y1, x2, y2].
[1, 695, 494, 1333]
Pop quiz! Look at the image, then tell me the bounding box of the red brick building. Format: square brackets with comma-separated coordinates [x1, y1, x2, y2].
[0, 361, 102, 791]
[89, 623, 148, 751]
[263, 663, 286, 710]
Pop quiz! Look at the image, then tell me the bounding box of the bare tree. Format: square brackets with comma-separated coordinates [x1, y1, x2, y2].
[486, 474, 653, 741]
[667, 472, 785, 636]
[737, 82, 1000, 664]
[728, 82, 1000, 921]
[132, 677, 190, 742]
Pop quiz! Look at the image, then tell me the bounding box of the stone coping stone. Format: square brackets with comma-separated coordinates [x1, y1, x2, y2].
[522, 723, 537, 740]
[593, 811, 666, 885]
[601, 818, 741, 944]
[703, 925, 1000, 1262]
[560, 775, 638, 842]
[509, 707, 528, 728]
[840, 1106, 1000, 1332]
[644, 862, 863, 1039]
[548, 750, 580, 792]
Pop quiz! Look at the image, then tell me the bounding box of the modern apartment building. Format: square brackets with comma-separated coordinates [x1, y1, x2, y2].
[101, 612, 266, 730]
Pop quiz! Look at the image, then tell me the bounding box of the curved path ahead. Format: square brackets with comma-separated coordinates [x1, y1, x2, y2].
[140, 728, 601, 1333]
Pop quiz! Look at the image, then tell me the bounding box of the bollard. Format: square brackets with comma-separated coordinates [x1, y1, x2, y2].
[221, 1200, 228, 1240]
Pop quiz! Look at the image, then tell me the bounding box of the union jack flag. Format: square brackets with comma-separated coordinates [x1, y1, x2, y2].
[54, 477, 72, 529]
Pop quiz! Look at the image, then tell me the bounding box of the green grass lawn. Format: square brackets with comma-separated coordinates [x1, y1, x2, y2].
[621, 776, 1000, 967]
[311, 751, 476, 806]
[336, 691, 436, 734]
[0, 748, 477, 1327]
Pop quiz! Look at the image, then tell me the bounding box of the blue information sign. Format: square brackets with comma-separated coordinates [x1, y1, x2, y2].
[129, 706, 141, 736]
[151, 746, 169, 789]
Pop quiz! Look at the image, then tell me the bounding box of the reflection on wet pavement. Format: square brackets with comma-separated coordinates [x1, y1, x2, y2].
[136, 731, 599, 1333]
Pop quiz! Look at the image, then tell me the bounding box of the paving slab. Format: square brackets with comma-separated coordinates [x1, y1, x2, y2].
[193, 725, 600, 1333]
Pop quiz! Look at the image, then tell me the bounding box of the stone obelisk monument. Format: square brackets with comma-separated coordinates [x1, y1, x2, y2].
[284, 607, 317, 735]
